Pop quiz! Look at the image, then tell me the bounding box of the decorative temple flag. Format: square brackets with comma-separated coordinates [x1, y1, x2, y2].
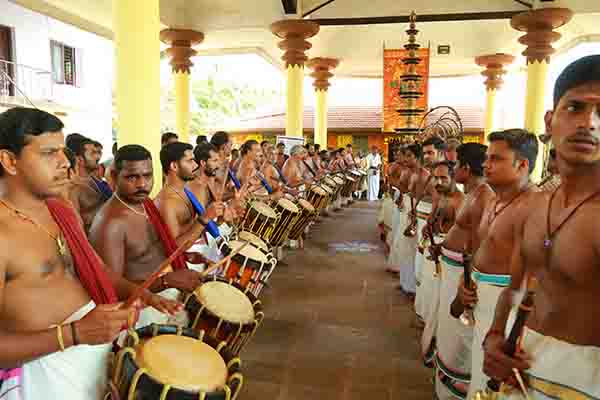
[382, 48, 431, 132]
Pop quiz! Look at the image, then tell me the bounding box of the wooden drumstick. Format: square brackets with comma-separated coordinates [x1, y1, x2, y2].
[200, 240, 250, 277]
[123, 223, 205, 308]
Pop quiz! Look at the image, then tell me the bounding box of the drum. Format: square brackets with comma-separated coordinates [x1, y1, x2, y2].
[269, 198, 300, 247]
[349, 170, 362, 192]
[306, 185, 329, 212]
[185, 276, 264, 355]
[239, 201, 278, 242]
[218, 239, 276, 295]
[110, 324, 243, 400]
[235, 230, 270, 254]
[323, 176, 337, 190]
[287, 198, 316, 241]
[332, 176, 345, 197]
[341, 175, 356, 198]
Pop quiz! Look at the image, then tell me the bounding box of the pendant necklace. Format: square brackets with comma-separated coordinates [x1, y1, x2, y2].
[166, 184, 194, 218]
[488, 189, 527, 226]
[544, 185, 600, 250]
[114, 193, 147, 218]
[0, 199, 66, 257]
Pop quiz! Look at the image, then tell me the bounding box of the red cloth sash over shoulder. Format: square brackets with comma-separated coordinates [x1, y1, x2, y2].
[142, 198, 188, 271]
[46, 198, 118, 304]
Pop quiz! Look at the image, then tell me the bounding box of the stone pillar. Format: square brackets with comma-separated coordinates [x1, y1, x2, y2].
[307, 57, 339, 146]
[271, 20, 320, 137]
[113, 0, 162, 194]
[511, 7, 572, 180]
[160, 29, 204, 145]
[475, 53, 515, 140]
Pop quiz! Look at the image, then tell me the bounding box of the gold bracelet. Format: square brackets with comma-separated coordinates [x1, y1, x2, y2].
[56, 324, 65, 351]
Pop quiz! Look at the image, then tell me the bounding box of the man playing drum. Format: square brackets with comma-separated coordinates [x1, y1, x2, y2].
[282, 145, 312, 191]
[435, 143, 493, 400]
[0, 108, 176, 400]
[457, 129, 538, 400]
[89, 145, 204, 328]
[483, 55, 600, 400]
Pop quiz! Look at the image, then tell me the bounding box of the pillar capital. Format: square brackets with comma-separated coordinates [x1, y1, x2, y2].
[510, 8, 573, 64]
[270, 20, 320, 68]
[160, 29, 204, 74]
[475, 53, 515, 91]
[307, 57, 340, 91]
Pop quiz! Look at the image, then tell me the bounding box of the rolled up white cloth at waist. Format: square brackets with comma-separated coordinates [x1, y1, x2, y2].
[467, 270, 514, 400]
[4, 301, 113, 400]
[416, 200, 432, 220]
[435, 248, 473, 392]
[499, 327, 600, 400]
[420, 236, 444, 363]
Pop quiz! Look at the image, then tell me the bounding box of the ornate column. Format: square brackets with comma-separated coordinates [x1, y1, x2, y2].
[160, 29, 204, 144]
[307, 57, 339, 146]
[511, 7, 572, 180]
[271, 20, 320, 137]
[475, 53, 515, 140]
[113, 0, 161, 194]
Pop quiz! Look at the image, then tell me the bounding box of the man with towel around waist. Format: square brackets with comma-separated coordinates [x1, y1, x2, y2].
[89, 145, 204, 328]
[483, 55, 600, 400]
[458, 129, 538, 400]
[413, 136, 446, 323]
[384, 149, 406, 271]
[0, 108, 177, 400]
[435, 143, 493, 400]
[421, 160, 464, 367]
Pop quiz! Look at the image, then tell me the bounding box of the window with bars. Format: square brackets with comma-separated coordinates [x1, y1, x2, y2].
[50, 40, 82, 86]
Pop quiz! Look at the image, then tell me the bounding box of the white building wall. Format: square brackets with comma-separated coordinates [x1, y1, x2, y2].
[0, 0, 114, 157]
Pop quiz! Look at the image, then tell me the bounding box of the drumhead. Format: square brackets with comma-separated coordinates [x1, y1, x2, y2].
[345, 175, 356, 182]
[350, 170, 361, 177]
[323, 177, 337, 187]
[251, 201, 278, 219]
[195, 281, 255, 324]
[311, 186, 327, 196]
[297, 198, 315, 212]
[277, 198, 299, 213]
[237, 231, 269, 252]
[228, 240, 269, 263]
[137, 334, 228, 392]
[333, 177, 345, 185]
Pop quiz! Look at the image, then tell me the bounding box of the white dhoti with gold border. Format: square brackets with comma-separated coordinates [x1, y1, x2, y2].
[413, 200, 432, 321]
[420, 234, 444, 367]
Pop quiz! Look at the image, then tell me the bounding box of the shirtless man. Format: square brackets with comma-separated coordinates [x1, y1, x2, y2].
[282, 145, 311, 189]
[236, 140, 260, 187]
[89, 145, 203, 326]
[411, 137, 445, 320]
[275, 142, 288, 170]
[420, 160, 465, 365]
[155, 142, 223, 244]
[344, 144, 356, 168]
[455, 129, 539, 399]
[433, 143, 493, 399]
[261, 141, 286, 197]
[209, 131, 233, 198]
[67, 134, 110, 232]
[483, 55, 600, 400]
[0, 108, 173, 399]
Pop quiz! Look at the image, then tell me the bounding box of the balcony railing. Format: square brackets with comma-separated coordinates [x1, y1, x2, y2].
[0, 59, 54, 107]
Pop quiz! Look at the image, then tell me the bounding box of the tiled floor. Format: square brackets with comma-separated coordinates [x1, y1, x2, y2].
[240, 202, 434, 400]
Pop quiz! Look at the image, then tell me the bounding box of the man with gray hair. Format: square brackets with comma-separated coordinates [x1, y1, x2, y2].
[282, 144, 311, 189]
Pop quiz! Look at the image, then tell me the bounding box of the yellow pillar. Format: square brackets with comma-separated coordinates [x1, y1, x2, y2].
[113, 0, 161, 195]
[271, 20, 320, 138]
[286, 65, 304, 137]
[475, 53, 515, 142]
[174, 71, 191, 143]
[160, 29, 205, 145]
[315, 89, 327, 146]
[307, 57, 339, 146]
[511, 8, 572, 181]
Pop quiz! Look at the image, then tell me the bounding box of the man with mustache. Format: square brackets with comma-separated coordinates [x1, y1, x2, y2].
[435, 142, 493, 400]
[420, 160, 465, 366]
[66, 134, 111, 233]
[457, 129, 538, 399]
[89, 145, 202, 327]
[483, 55, 600, 400]
[236, 139, 261, 188]
[0, 109, 176, 399]
[412, 136, 445, 323]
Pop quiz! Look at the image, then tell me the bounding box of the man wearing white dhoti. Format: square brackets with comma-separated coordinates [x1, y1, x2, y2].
[434, 142, 492, 400]
[483, 56, 600, 400]
[456, 129, 539, 400]
[420, 161, 464, 368]
[0, 108, 177, 400]
[366, 146, 382, 201]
